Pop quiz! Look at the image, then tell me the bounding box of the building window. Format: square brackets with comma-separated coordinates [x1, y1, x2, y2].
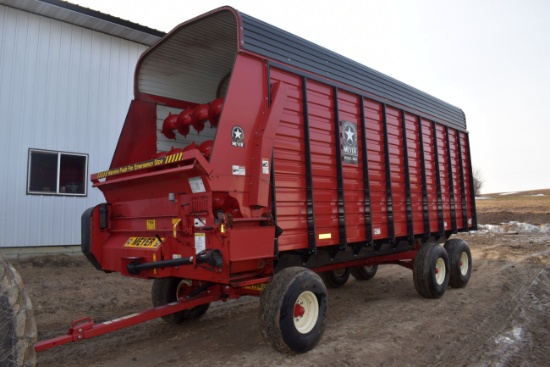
[27, 149, 88, 196]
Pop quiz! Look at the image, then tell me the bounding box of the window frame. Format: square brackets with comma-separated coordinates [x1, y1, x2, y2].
[27, 148, 89, 197]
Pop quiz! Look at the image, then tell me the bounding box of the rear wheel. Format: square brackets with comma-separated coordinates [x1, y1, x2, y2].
[321, 268, 350, 288]
[413, 243, 450, 298]
[350, 265, 378, 281]
[151, 277, 210, 324]
[259, 267, 328, 353]
[444, 239, 472, 288]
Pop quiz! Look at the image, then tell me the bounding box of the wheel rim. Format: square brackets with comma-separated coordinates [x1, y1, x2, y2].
[176, 279, 193, 300]
[435, 258, 446, 285]
[293, 291, 319, 334]
[459, 251, 469, 276]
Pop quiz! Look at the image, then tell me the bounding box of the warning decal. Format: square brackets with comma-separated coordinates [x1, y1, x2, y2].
[95, 152, 185, 179]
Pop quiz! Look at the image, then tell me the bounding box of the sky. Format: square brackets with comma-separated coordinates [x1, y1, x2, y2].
[70, 0, 550, 194]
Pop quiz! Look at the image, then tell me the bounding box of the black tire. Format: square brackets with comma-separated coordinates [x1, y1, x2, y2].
[444, 239, 472, 288]
[349, 265, 378, 281]
[0, 253, 37, 367]
[320, 268, 350, 288]
[151, 277, 210, 324]
[413, 243, 450, 299]
[259, 267, 328, 353]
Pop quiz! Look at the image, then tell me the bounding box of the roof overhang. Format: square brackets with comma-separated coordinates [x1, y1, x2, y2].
[0, 0, 165, 46]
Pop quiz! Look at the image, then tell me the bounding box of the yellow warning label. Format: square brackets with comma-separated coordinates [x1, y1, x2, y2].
[318, 233, 332, 240]
[146, 220, 156, 230]
[95, 152, 184, 179]
[124, 237, 163, 248]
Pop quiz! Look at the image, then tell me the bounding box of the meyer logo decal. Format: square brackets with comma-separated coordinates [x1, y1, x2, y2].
[342, 121, 358, 164]
[232, 126, 244, 147]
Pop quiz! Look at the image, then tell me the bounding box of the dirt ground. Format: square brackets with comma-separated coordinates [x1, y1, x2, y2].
[10, 190, 550, 367]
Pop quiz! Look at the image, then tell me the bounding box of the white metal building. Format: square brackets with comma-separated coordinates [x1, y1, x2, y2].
[0, 0, 164, 251]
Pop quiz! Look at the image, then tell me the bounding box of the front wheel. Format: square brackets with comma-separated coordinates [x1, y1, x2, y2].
[413, 243, 450, 299]
[444, 239, 472, 288]
[151, 278, 210, 324]
[259, 267, 328, 353]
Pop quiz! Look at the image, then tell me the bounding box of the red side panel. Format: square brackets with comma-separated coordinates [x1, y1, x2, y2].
[270, 69, 308, 251]
[459, 131, 476, 227]
[448, 128, 463, 229]
[421, 119, 439, 232]
[339, 91, 365, 243]
[404, 112, 424, 234]
[435, 124, 451, 230]
[110, 100, 157, 169]
[385, 106, 407, 238]
[270, 66, 475, 252]
[363, 99, 387, 240]
[307, 80, 339, 247]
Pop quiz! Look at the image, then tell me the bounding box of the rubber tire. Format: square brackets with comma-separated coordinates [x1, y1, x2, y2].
[413, 243, 450, 299]
[151, 277, 210, 324]
[444, 239, 472, 288]
[0, 253, 37, 367]
[259, 267, 328, 353]
[349, 265, 378, 281]
[320, 268, 350, 288]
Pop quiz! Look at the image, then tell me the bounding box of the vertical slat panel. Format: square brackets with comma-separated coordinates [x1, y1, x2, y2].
[364, 99, 387, 240]
[307, 80, 338, 247]
[405, 113, 424, 235]
[339, 91, 365, 244]
[401, 110, 414, 240]
[457, 131, 468, 229]
[464, 133, 478, 228]
[446, 126, 458, 231]
[333, 88, 347, 250]
[360, 98, 373, 245]
[432, 121, 445, 235]
[382, 104, 395, 243]
[270, 68, 308, 251]
[417, 117, 431, 236]
[302, 77, 316, 251]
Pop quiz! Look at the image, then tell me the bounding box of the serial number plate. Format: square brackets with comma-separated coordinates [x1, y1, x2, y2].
[124, 237, 162, 248]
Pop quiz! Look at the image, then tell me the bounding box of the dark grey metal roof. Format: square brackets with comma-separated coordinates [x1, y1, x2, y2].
[239, 11, 466, 131]
[0, 0, 165, 46]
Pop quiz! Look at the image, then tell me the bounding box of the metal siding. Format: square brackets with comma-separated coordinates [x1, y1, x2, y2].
[240, 13, 466, 131]
[0, 5, 147, 247]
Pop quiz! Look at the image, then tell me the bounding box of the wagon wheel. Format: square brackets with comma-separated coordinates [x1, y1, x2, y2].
[259, 267, 328, 353]
[0, 253, 37, 367]
[349, 265, 378, 281]
[321, 268, 350, 288]
[413, 243, 450, 299]
[444, 239, 472, 288]
[152, 277, 211, 324]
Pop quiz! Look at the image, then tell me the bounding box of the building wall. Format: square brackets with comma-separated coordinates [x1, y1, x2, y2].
[0, 5, 148, 247]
